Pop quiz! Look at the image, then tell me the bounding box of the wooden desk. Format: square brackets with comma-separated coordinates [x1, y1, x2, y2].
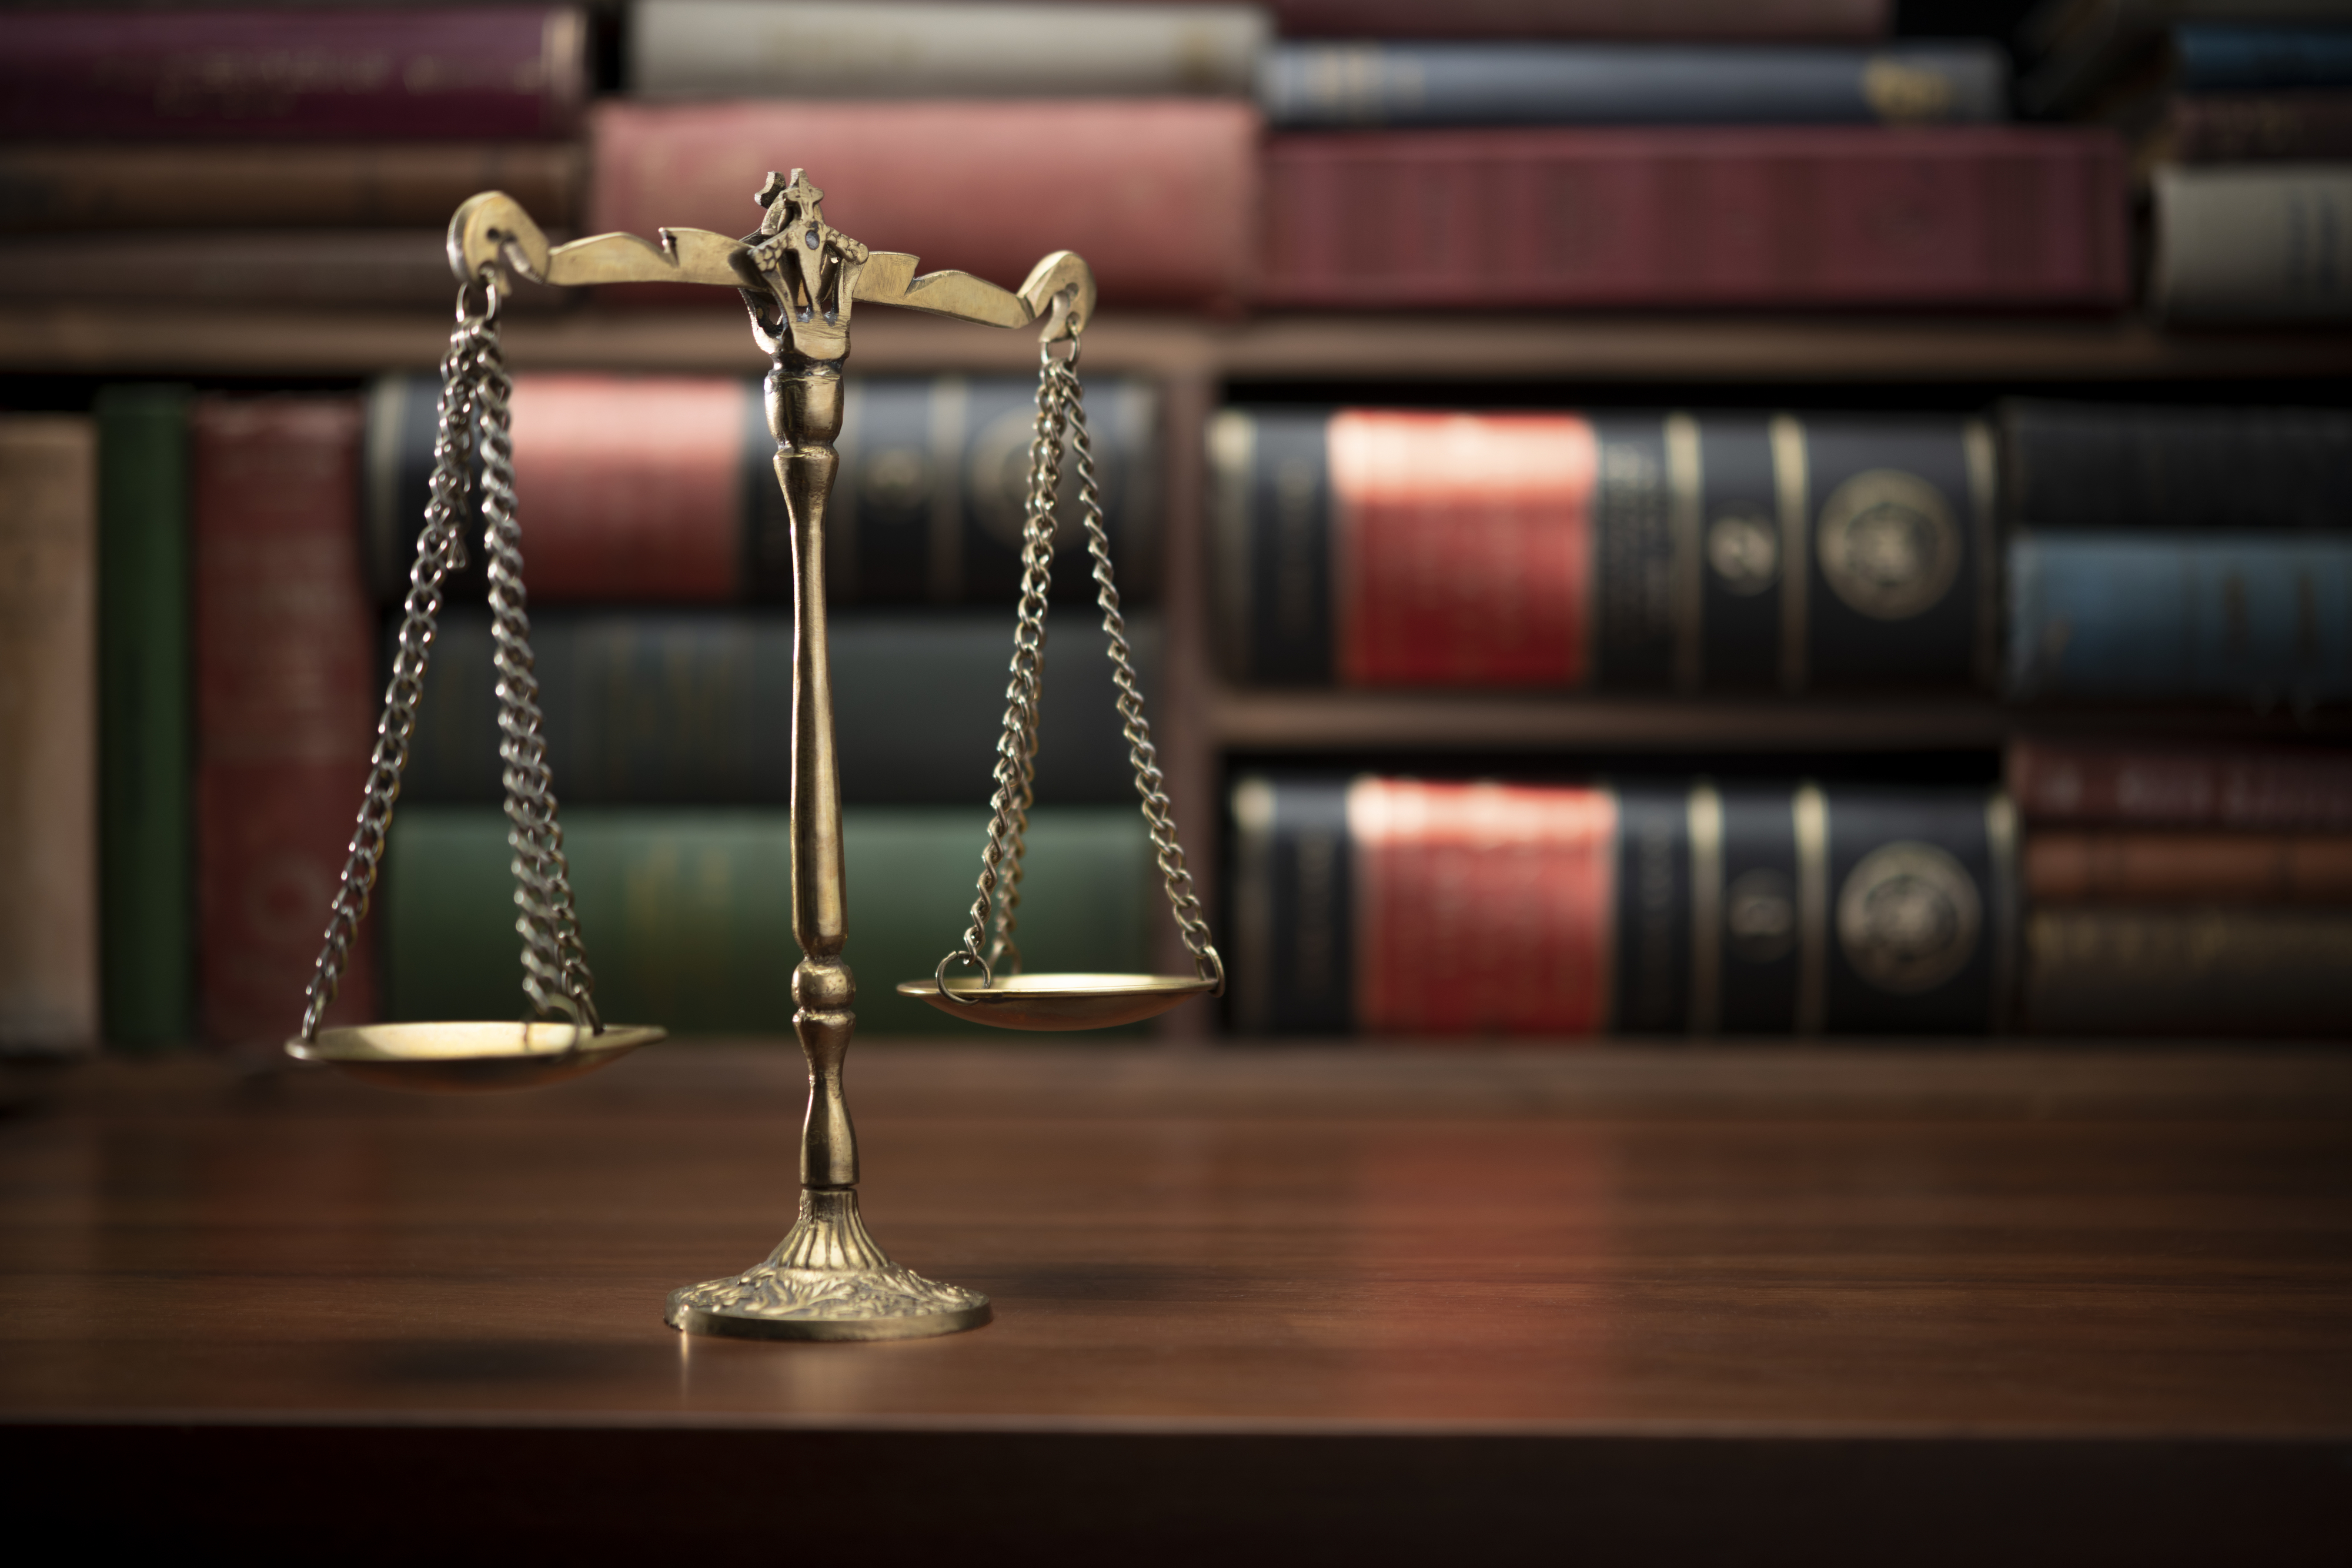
[4, 1043, 2348, 1561]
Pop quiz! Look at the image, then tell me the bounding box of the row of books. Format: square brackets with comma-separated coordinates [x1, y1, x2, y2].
[369, 377, 2352, 708]
[0, 387, 1167, 1054]
[6, 4, 2340, 316]
[1231, 740, 2352, 1039]
[1214, 400, 2352, 706]
[12, 387, 2352, 1050]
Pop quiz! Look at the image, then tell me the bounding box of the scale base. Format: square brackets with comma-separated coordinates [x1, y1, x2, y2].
[666, 1186, 990, 1342]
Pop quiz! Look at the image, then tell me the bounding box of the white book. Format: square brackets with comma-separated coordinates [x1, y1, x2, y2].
[0, 416, 96, 1054]
[629, 1, 1269, 98]
[2153, 163, 2352, 320]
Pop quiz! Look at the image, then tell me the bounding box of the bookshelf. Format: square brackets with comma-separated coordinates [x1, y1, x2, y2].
[9, 303, 2352, 382]
[18, 302, 2348, 1038]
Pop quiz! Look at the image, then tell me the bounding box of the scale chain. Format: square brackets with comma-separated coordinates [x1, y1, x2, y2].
[298, 275, 600, 1042]
[937, 333, 1224, 999]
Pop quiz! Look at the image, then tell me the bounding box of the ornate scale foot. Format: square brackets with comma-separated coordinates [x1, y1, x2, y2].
[664, 1188, 990, 1342]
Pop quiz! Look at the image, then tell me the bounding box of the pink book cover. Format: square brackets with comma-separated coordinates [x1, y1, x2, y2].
[592, 99, 1262, 312]
[0, 8, 586, 140]
[1261, 126, 2130, 309]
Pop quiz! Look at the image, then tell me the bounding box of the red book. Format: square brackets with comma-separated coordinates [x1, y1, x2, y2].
[193, 398, 376, 1045]
[1259, 126, 2130, 309]
[1349, 778, 1616, 1035]
[1254, 0, 1887, 39]
[2008, 740, 2352, 830]
[590, 99, 1261, 311]
[0, 8, 586, 141]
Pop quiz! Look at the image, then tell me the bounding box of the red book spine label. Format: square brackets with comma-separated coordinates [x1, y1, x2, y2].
[510, 375, 745, 601]
[1329, 410, 1595, 686]
[0, 9, 584, 141]
[590, 99, 1261, 310]
[195, 398, 376, 1043]
[1349, 777, 1615, 1033]
[2009, 740, 2352, 829]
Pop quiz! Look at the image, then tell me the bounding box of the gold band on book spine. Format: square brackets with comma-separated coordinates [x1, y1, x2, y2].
[1770, 414, 1809, 695]
[1793, 781, 1829, 1035]
[1665, 412, 1704, 696]
[1686, 781, 1723, 1037]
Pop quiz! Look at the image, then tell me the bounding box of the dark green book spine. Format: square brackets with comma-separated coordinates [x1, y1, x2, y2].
[383, 807, 1154, 1036]
[95, 386, 192, 1049]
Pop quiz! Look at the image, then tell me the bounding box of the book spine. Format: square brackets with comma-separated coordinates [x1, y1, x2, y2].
[0, 417, 99, 1052]
[1261, 0, 1891, 41]
[0, 8, 587, 141]
[2006, 533, 2352, 705]
[96, 387, 193, 1050]
[1259, 43, 2006, 129]
[384, 805, 1152, 1036]
[0, 144, 583, 234]
[1259, 126, 2128, 307]
[1232, 774, 2011, 1037]
[400, 609, 1160, 809]
[1999, 399, 2352, 531]
[193, 397, 376, 1045]
[2164, 92, 2352, 162]
[2025, 830, 2352, 902]
[2172, 25, 2352, 92]
[590, 99, 1260, 310]
[2006, 739, 2352, 830]
[2024, 908, 2352, 1035]
[0, 231, 571, 310]
[2153, 166, 2352, 322]
[365, 373, 1161, 607]
[631, 0, 1267, 98]
[1211, 407, 1992, 692]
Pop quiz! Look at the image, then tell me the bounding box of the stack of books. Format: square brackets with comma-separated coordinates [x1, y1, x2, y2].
[2012, 737, 2352, 1035]
[1252, 3, 2125, 309]
[2019, 1, 2352, 321]
[369, 368, 1171, 1035]
[0, 7, 588, 309]
[1212, 392, 2352, 1036]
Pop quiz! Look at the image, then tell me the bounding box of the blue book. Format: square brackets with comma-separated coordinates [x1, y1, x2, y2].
[2007, 533, 2352, 705]
[1258, 42, 2008, 128]
[2173, 25, 2352, 92]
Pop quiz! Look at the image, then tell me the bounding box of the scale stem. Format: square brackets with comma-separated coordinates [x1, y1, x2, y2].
[770, 344, 857, 1191]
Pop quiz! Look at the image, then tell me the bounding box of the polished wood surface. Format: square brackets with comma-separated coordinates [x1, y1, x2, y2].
[5, 1042, 2348, 1556]
[6, 303, 2351, 382]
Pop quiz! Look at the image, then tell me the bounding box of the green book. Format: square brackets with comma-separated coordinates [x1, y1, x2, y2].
[95, 386, 192, 1050]
[383, 806, 1156, 1036]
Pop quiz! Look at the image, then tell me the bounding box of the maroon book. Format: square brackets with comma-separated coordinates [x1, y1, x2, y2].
[1259, 126, 2130, 309]
[590, 99, 1261, 311]
[193, 397, 377, 1045]
[0, 8, 586, 141]
[1254, 0, 1887, 39]
[2009, 740, 2352, 831]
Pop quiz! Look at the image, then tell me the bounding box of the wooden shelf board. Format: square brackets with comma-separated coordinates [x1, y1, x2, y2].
[6, 304, 2350, 382]
[1211, 688, 2350, 751]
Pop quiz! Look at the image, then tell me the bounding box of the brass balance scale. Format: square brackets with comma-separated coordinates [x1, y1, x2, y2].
[282, 169, 1224, 1342]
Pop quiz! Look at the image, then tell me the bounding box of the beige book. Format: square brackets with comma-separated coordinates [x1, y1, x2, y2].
[0, 417, 97, 1052]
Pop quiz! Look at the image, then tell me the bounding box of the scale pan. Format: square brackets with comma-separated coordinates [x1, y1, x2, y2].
[286, 1021, 666, 1092]
[895, 973, 1216, 1032]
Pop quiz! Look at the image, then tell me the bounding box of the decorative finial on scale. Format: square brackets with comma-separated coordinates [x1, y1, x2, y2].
[744, 168, 868, 359]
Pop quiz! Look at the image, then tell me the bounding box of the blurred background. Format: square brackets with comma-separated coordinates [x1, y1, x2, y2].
[2, 0, 2349, 1057]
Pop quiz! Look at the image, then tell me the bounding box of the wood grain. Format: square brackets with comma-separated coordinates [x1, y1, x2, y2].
[4, 1042, 2347, 1558]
